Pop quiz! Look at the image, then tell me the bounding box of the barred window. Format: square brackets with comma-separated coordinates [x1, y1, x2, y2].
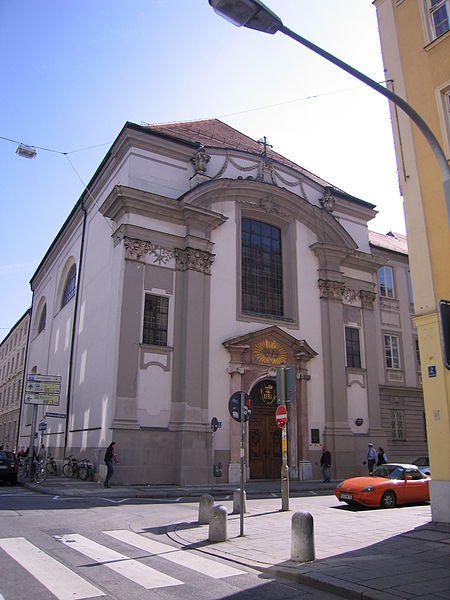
[242, 218, 283, 317]
[392, 409, 406, 440]
[384, 334, 401, 369]
[61, 265, 76, 308]
[345, 327, 361, 368]
[142, 294, 169, 346]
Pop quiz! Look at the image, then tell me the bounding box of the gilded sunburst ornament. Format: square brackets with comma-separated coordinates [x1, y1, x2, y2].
[253, 339, 287, 365]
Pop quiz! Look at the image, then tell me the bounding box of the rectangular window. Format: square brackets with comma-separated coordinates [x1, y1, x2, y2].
[392, 409, 406, 440]
[408, 271, 414, 303]
[385, 334, 401, 369]
[311, 429, 320, 444]
[428, 0, 450, 38]
[415, 338, 421, 370]
[345, 327, 362, 368]
[379, 266, 394, 298]
[142, 294, 169, 346]
[241, 218, 283, 317]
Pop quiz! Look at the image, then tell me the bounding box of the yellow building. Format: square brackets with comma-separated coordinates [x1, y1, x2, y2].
[374, 0, 450, 522]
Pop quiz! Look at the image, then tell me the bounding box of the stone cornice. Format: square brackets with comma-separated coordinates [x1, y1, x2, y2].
[181, 179, 358, 250]
[100, 185, 227, 232]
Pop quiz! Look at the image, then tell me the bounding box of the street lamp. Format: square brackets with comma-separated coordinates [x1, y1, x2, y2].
[209, 0, 450, 226]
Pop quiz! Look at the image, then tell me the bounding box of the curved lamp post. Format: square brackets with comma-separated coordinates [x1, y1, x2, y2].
[209, 0, 450, 226]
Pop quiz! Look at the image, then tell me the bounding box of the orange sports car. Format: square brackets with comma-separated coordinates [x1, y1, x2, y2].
[335, 463, 430, 509]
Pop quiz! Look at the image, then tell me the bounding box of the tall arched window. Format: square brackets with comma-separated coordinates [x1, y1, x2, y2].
[37, 304, 46, 334]
[242, 218, 283, 316]
[61, 264, 76, 308]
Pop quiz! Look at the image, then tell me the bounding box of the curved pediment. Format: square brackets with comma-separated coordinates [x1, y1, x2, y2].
[223, 325, 318, 367]
[181, 178, 357, 250]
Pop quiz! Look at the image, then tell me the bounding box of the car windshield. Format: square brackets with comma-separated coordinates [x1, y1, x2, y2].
[414, 457, 429, 466]
[0, 451, 15, 461]
[372, 465, 405, 480]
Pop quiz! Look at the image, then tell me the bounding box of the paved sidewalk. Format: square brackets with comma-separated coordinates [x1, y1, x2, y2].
[20, 476, 450, 600]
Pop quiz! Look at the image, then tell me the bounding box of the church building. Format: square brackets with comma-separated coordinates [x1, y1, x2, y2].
[18, 119, 426, 484]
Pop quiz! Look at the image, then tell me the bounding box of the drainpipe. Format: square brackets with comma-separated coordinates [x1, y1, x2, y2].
[63, 199, 88, 456]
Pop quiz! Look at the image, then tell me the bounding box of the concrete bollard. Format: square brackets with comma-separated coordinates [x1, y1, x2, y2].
[198, 494, 214, 525]
[209, 505, 228, 542]
[291, 511, 315, 562]
[232, 488, 247, 514]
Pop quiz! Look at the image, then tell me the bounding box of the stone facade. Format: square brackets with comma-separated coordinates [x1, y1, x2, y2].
[0, 309, 30, 451]
[16, 120, 426, 484]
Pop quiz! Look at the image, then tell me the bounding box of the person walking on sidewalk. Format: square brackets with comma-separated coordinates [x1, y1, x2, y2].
[363, 443, 377, 474]
[104, 441, 118, 488]
[320, 446, 331, 482]
[377, 446, 387, 466]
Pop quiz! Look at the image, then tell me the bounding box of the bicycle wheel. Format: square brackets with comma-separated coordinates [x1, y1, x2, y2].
[78, 465, 88, 480]
[63, 463, 73, 478]
[34, 465, 47, 484]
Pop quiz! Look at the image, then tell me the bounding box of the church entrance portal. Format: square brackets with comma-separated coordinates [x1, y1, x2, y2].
[249, 379, 281, 479]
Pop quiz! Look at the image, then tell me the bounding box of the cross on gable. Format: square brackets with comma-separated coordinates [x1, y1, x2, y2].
[258, 136, 273, 157]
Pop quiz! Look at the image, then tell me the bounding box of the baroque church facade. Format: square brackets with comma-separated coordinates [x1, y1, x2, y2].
[18, 120, 426, 484]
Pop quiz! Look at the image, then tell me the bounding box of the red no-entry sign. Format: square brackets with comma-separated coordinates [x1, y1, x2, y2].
[275, 405, 287, 428]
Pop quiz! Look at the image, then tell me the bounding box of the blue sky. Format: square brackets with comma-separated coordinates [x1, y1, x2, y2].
[0, 1, 406, 342]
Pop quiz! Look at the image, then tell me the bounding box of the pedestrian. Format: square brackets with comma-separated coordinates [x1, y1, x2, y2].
[363, 443, 377, 474]
[320, 446, 331, 482]
[377, 447, 387, 466]
[104, 441, 118, 488]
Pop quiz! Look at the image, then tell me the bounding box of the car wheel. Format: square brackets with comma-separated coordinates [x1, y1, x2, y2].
[381, 490, 396, 509]
[10, 476, 17, 485]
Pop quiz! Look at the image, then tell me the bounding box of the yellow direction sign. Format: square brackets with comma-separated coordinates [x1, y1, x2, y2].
[24, 393, 60, 406]
[26, 381, 61, 395]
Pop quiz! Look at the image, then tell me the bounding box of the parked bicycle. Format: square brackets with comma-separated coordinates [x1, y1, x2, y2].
[77, 458, 94, 481]
[63, 455, 80, 478]
[33, 459, 47, 484]
[44, 455, 58, 476]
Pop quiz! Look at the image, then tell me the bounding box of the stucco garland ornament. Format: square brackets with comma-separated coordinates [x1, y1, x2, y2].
[123, 237, 175, 264]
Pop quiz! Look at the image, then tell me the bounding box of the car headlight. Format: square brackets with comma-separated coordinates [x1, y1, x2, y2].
[362, 486, 374, 492]
[336, 482, 344, 489]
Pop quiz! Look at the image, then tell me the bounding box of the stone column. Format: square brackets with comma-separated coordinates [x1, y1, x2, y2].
[360, 290, 383, 433]
[113, 243, 144, 430]
[170, 247, 215, 485]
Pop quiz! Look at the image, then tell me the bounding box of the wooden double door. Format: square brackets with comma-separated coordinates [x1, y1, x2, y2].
[249, 406, 282, 479]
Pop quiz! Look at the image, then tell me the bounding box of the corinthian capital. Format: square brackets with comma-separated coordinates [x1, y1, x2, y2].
[318, 279, 345, 301]
[175, 247, 215, 275]
[360, 289, 376, 309]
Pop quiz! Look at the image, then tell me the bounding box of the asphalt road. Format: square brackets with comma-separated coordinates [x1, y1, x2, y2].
[0, 484, 339, 600]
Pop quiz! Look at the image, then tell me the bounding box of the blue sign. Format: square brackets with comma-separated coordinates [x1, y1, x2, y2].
[428, 365, 437, 378]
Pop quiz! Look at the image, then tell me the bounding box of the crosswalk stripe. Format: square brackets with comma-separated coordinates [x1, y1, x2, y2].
[55, 534, 182, 589]
[0, 537, 105, 600]
[105, 530, 246, 578]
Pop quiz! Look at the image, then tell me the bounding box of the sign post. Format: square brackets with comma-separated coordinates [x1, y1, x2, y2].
[278, 364, 290, 511]
[25, 373, 62, 479]
[228, 391, 252, 537]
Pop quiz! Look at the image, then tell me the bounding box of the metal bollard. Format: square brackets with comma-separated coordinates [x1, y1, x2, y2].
[209, 505, 228, 542]
[232, 488, 247, 514]
[291, 511, 315, 562]
[198, 494, 214, 525]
